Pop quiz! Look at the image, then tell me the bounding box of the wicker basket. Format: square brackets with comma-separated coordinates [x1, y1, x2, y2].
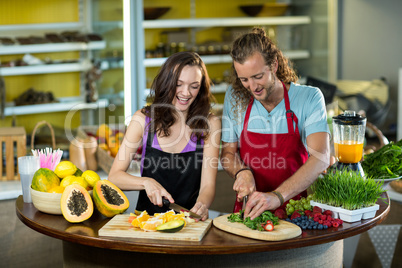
[390, 180, 402, 194]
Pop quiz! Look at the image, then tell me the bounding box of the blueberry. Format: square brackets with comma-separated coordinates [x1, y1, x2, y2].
[318, 224, 323, 230]
[308, 225, 313, 230]
[313, 225, 317, 229]
[324, 225, 328, 229]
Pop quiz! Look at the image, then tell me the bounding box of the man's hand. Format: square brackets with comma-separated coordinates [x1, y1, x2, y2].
[243, 191, 281, 220]
[233, 169, 255, 201]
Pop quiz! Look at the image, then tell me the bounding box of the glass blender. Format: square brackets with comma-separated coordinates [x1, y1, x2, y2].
[332, 110, 366, 177]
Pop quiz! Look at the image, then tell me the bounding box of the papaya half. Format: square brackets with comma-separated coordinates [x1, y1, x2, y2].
[93, 180, 129, 217]
[61, 184, 93, 223]
[31, 168, 60, 192]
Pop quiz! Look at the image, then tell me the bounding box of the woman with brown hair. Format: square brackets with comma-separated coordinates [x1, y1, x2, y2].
[109, 52, 221, 221]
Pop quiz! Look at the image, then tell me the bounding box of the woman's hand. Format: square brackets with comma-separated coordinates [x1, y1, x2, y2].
[191, 201, 208, 221]
[143, 178, 174, 207]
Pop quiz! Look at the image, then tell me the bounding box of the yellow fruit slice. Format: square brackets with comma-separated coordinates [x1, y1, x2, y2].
[82, 170, 100, 188]
[131, 211, 150, 228]
[54, 161, 77, 178]
[140, 218, 164, 232]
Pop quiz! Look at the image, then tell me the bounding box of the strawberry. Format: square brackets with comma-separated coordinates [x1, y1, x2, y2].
[290, 211, 302, 220]
[313, 206, 322, 213]
[274, 209, 287, 219]
[311, 211, 322, 218]
[323, 210, 333, 216]
[304, 210, 312, 217]
[263, 222, 274, 231]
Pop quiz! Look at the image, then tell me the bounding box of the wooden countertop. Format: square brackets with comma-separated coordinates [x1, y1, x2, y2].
[16, 193, 390, 255]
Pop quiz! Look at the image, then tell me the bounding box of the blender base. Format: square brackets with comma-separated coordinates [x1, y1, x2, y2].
[335, 162, 365, 178]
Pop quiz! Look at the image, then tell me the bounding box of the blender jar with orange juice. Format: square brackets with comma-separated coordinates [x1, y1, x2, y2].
[332, 110, 366, 177]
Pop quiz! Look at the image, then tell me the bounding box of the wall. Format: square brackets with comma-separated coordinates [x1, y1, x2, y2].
[338, 0, 402, 134]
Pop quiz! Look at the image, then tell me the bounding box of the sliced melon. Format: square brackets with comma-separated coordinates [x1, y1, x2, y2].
[92, 180, 129, 218]
[156, 220, 185, 233]
[61, 184, 93, 223]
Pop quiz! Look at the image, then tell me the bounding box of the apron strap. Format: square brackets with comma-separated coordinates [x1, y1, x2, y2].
[243, 98, 254, 132]
[282, 81, 298, 134]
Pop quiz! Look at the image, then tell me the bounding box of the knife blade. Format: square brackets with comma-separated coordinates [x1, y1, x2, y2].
[162, 198, 202, 219]
[240, 195, 248, 219]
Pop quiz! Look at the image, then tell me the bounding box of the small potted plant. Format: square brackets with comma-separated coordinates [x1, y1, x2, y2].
[310, 169, 386, 222]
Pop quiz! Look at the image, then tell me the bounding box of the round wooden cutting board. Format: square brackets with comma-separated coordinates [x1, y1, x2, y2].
[213, 214, 301, 241]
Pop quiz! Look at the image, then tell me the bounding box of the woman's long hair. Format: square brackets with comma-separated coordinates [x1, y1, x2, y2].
[142, 51, 214, 140]
[230, 27, 298, 115]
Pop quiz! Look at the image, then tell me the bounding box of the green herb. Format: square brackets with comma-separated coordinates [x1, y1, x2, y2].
[227, 210, 279, 231]
[311, 168, 386, 210]
[362, 140, 402, 179]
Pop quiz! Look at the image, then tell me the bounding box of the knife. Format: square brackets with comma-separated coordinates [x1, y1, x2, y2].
[240, 195, 248, 219]
[162, 198, 202, 219]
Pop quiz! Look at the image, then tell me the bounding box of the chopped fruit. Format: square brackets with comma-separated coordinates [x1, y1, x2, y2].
[140, 218, 164, 231]
[263, 222, 274, 232]
[131, 211, 150, 227]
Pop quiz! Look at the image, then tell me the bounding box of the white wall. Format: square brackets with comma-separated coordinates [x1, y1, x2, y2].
[339, 0, 402, 134]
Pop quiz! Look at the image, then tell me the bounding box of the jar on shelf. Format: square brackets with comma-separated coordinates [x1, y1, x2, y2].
[178, 42, 186, 52]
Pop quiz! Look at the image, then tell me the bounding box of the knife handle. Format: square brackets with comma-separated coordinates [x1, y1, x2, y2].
[162, 197, 170, 207]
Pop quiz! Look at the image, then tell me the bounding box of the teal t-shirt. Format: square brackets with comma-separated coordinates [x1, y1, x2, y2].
[221, 82, 330, 149]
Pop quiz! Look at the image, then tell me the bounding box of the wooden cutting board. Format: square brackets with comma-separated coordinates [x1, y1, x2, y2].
[213, 214, 301, 241]
[99, 215, 212, 241]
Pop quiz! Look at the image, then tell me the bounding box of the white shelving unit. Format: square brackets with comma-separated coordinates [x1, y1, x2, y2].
[0, 61, 93, 76]
[0, 41, 106, 55]
[0, 0, 108, 124]
[4, 98, 109, 116]
[142, 16, 310, 29]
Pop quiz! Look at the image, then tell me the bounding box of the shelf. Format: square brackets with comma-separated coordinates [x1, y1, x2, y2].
[0, 22, 85, 32]
[4, 98, 109, 116]
[0, 61, 93, 76]
[144, 50, 310, 67]
[143, 16, 311, 29]
[93, 16, 311, 31]
[0, 41, 106, 55]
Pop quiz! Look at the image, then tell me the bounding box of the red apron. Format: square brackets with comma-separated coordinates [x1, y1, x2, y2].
[234, 81, 309, 212]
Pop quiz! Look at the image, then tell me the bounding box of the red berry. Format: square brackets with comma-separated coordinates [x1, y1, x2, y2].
[263, 222, 274, 232]
[304, 210, 312, 217]
[323, 210, 333, 216]
[274, 209, 287, 220]
[327, 216, 332, 221]
[318, 220, 324, 224]
[290, 211, 302, 220]
[320, 215, 327, 221]
[332, 222, 339, 228]
[313, 206, 322, 213]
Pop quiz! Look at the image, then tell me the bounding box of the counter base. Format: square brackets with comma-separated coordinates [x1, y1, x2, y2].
[63, 240, 343, 267]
